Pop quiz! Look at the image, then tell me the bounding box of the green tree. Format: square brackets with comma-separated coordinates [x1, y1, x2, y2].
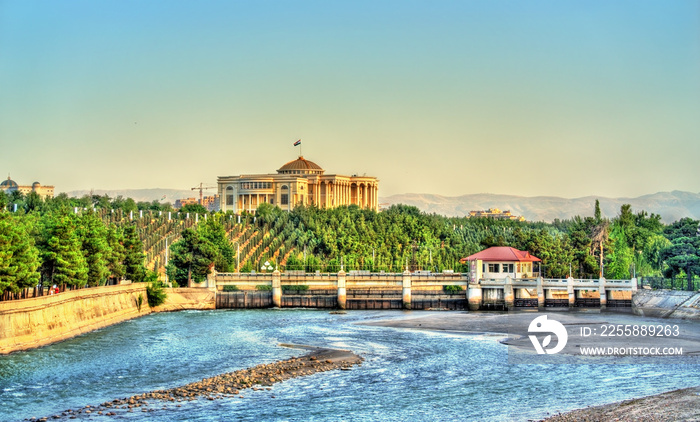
[105, 224, 126, 283]
[77, 212, 111, 286]
[180, 203, 208, 214]
[166, 227, 217, 285]
[660, 236, 700, 291]
[0, 214, 41, 294]
[199, 217, 235, 272]
[122, 225, 146, 283]
[38, 213, 88, 288]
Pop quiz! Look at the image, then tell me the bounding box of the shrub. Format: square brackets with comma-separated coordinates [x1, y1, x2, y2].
[443, 285, 464, 295]
[223, 285, 239, 292]
[146, 282, 167, 307]
[256, 284, 272, 291]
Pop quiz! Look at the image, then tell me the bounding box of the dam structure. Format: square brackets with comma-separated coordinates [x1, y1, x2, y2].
[212, 271, 637, 311]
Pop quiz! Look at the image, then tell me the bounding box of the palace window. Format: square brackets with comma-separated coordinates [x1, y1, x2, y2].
[281, 185, 289, 205]
[226, 186, 234, 206]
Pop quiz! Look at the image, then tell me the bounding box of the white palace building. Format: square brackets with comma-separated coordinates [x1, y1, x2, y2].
[217, 156, 379, 214]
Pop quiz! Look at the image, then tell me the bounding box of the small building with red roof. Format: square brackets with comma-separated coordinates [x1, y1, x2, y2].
[460, 246, 541, 281]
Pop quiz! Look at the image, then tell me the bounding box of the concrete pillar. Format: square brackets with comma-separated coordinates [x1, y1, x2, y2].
[537, 276, 544, 309]
[337, 270, 346, 310]
[599, 277, 607, 310]
[504, 276, 514, 309]
[631, 277, 638, 293]
[206, 268, 217, 289]
[567, 277, 575, 308]
[468, 283, 482, 311]
[272, 270, 281, 308]
[402, 270, 412, 310]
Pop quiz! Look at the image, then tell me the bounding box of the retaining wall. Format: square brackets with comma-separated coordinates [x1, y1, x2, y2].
[633, 289, 700, 319]
[0, 284, 150, 354]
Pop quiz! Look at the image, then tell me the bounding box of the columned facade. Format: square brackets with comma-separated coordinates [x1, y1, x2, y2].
[218, 156, 379, 213]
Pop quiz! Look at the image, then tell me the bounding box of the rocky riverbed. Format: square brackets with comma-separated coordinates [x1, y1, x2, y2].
[26, 345, 363, 421]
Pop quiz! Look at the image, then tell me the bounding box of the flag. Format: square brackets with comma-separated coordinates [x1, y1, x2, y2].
[161, 195, 166, 200]
[293, 139, 301, 146]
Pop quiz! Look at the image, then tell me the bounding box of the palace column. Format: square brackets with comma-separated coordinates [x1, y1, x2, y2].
[363, 183, 368, 208]
[342, 181, 347, 206]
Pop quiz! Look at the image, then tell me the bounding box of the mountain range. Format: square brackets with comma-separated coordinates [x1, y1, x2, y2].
[380, 191, 700, 223]
[63, 189, 700, 223]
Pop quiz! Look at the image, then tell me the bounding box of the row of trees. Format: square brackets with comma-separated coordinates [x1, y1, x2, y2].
[3, 189, 699, 294]
[0, 209, 151, 295]
[0, 190, 178, 215]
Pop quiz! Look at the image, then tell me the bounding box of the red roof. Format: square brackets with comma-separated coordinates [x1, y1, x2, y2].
[460, 246, 541, 263]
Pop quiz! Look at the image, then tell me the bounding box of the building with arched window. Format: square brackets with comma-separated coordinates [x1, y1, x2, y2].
[217, 156, 379, 213]
[0, 176, 54, 199]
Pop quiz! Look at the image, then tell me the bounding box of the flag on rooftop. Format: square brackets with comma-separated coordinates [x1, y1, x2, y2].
[293, 139, 301, 146]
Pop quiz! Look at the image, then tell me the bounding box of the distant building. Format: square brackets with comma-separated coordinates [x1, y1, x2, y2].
[175, 195, 220, 211]
[460, 246, 541, 281]
[174, 197, 198, 208]
[217, 156, 379, 213]
[468, 208, 524, 221]
[0, 176, 54, 199]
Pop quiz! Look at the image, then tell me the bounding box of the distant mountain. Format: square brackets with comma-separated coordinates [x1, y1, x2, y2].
[63, 188, 198, 203]
[379, 191, 700, 223]
[62, 188, 700, 223]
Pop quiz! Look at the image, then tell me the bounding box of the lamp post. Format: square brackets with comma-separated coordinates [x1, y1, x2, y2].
[261, 261, 273, 272]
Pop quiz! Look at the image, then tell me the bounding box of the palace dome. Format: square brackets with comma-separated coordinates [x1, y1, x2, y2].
[0, 177, 18, 190]
[277, 156, 324, 175]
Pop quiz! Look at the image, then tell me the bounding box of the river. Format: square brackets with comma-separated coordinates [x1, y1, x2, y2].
[1, 309, 699, 421]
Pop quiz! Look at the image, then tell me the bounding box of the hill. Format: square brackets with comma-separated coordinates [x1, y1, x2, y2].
[380, 191, 700, 223]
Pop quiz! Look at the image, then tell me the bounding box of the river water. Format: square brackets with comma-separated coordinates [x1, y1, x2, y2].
[1, 309, 699, 422]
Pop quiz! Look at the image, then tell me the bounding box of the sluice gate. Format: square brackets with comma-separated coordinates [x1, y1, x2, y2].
[212, 271, 636, 311]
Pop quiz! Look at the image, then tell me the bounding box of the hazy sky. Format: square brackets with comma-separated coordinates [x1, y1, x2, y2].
[1, 0, 699, 198]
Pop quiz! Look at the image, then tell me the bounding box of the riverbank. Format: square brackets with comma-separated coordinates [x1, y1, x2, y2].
[364, 311, 700, 421]
[27, 345, 363, 421]
[539, 385, 700, 422]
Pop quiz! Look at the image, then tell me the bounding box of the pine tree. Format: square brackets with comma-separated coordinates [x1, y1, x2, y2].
[77, 212, 111, 286]
[122, 225, 146, 283]
[0, 214, 41, 294]
[38, 213, 88, 288]
[166, 227, 217, 286]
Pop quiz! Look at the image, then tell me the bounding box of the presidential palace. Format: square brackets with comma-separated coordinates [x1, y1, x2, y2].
[217, 156, 379, 213]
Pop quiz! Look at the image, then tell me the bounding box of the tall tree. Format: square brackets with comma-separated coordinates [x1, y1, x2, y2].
[660, 236, 700, 291]
[77, 212, 111, 286]
[166, 227, 217, 286]
[38, 214, 88, 288]
[122, 225, 146, 283]
[0, 214, 41, 294]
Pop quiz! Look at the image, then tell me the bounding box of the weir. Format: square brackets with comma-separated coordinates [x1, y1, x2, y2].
[468, 276, 636, 311]
[215, 271, 469, 310]
[213, 272, 637, 311]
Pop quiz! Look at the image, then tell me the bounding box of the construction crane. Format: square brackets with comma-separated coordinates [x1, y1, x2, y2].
[191, 183, 216, 205]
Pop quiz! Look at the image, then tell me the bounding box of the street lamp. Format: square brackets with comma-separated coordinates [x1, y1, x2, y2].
[261, 261, 273, 272]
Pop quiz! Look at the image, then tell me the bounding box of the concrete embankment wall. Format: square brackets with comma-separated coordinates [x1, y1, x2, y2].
[0, 284, 150, 354]
[633, 289, 700, 319]
[152, 288, 216, 312]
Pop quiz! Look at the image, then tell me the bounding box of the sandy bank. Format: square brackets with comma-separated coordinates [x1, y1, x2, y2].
[28, 345, 362, 421]
[361, 310, 700, 357]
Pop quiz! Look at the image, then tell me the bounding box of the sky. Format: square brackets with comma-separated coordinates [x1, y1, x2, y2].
[1, 0, 699, 199]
